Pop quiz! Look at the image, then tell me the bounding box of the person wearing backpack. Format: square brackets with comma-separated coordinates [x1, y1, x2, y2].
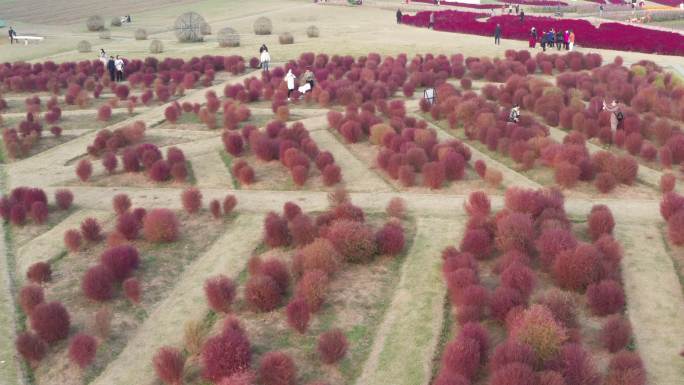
[603, 100, 623, 131]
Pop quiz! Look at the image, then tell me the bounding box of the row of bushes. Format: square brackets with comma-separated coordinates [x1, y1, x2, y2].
[401, 10, 684, 56]
[435, 188, 644, 385]
[0, 187, 73, 226]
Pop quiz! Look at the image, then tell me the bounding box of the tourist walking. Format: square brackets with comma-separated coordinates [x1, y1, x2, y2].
[285, 69, 297, 101]
[260, 46, 270, 72]
[520, 9, 525, 23]
[555, 29, 563, 50]
[429, 12, 435, 29]
[564, 30, 569, 50]
[99, 49, 107, 65]
[494, 23, 501, 45]
[599, 4, 604, 16]
[603, 100, 623, 131]
[8, 26, 16, 44]
[107, 56, 116, 82]
[540, 30, 547, 51]
[302, 68, 315, 92]
[396, 9, 402, 24]
[529, 27, 537, 48]
[114, 55, 125, 82]
[569, 30, 575, 50]
[508, 105, 521, 123]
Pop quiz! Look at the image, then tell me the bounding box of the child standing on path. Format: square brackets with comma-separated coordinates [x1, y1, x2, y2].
[285, 69, 297, 101]
[260, 46, 270, 72]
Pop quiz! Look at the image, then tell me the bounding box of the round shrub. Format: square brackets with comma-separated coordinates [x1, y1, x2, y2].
[68, 333, 97, 369]
[490, 339, 536, 371]
[535, 228, 577, 269]
[76, 159, 92, 181]
[9, 205, 26, 226]
[201, 328, 252, 381]
[667, 210, 684, 245]
[495, 212, 534, 253]
[150, 39, 164, 53]
[557, 343, 600, 385]
[30, 201, 48, 224]
[113, 194, 131, 215]
[181, 187, 202, 214]
[204, 275, 236, 313]
[134, 28, 147, 40]
[245, 274, 281, 312]
[587, 205, 614, 241]
[102, 152, 118, 174]
[612, 155, 638, 185]
[298, 238, 341, 276]
[123, 277, 141, 304]
[77, 40, 92, 53]
[80, 217, 102, 242]
[82, 264, 115, 301]
[86, 15, 104, 31]
[30, 301, 70, 343]
[153, 346, 185, 385]
[264, 212, 290, 247]
[460, 228, 492, 260]
[286, 297, 310, 334]
[143, 208, 180, 243]
[19, 284, 44, 315]
[317, 329, 348, 364]
[600, 315, 632, 353]
[501, 262, 536, 300]
[465, 191, 490, 217]
[441, 337, 480, 380]
[306, 25, 319, 38]
[595, 172, 617, 193]
[99, 245, 140, 281]
[15, 332, 47, 364]
[433, 371, 470, 385]
[257, 258, 290, 294]
[217, 27, 240, 47]
[55, 189, 74, 210]
[26, 262, 51, 283]
[116, 212, 141, 240]
[322, 164, 342, 186]
[586, 279, 625, 316]
[661, 173, 676, 193]
[534, 288, 578, 328]
[295, 269, 329, 312]
[326, 220, 376, 263]
[510, 304, 568, 362]
[224, 195, 237, 215]
[552, 244, 602, 291]
[489, 286, 524, 322]
[604, 350, 646, 385]
[422, 161, 446, 189]
[259, 351, 297, 385]
[254, 16, 272, 35]
[375, 222, 405, 256]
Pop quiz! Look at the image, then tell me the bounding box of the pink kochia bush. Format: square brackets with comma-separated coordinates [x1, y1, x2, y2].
[153, 346, 185, 385]
[201, 327, 252, 382]
[15, 332, 47, 364]
[181, 188, 202, 214]
[258, 351, 297, 385]
[143, 208, 180, 243]
[30, 301, 71, 344]
[317, 329, 348, 365]
[204, 275, 237, 313]
[68, 333, 97, 369]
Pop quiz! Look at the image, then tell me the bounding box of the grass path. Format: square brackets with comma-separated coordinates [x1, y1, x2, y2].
[356, 216, 462, 385]
[615, 223, 684, 385]
[0, 221, 25, 385]
[16, 209, 112, 281]
[89, 213, 262, 385]
[189, 151, 234, 188]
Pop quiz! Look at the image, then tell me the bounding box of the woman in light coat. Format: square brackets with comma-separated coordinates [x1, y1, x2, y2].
[285, 69, 297, 101]
[603, 100, 622, 131]
[260, 48, 271, 72]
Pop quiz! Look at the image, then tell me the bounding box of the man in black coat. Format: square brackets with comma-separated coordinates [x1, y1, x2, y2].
[494, 24, 501, 45]
[396, 9, 402, 24]
[107, 56, 116, 82]
[8, 27, 16, 44]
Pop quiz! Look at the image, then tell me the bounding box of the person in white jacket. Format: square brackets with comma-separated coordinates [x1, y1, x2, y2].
[285, 69, 296, 101]
[260, 48, 271, 72]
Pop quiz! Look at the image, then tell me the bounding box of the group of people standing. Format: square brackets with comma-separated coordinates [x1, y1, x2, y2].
[100, 49, 126, 82]
[257, 44, 313, 102]
[529, 28, 575, 51]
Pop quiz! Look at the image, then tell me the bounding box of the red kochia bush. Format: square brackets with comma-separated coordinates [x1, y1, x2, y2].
[495, 212, 534, 253]
[441, 337, 481, 380]
[326, 220, 376, 263]
[201, 329, 252, 381]
[64, 229, 82, 252]
[19, 284, 44, 315]
[587, 205, 614, 241]
[102, 152, 118, 174]
[82, 264, 115, 301]
[490, 339, 536, 371]
[100, 245, 140, 281]
[460, 228, 492, 260]
[143, 208, 180, 243]
[181, 187, 202, 214]
[259, 351, 297, 385]
[557, 343, 601, 385]
[153, 346, 185, 385]
[123, 277, 141, 304]
[465, 191, 490, 217]
[586, 279, 625, 316]
[80, 217, 102, 242]
[76, 159, 92, 181]
[433, 371, 470, 385]
[489, 363, 536, 385]
[117, 212, 141, 240]
[29, 201, 48, 224]
[286, 297, 310, 333]
[30, 301, 70, 343]
[604, 351, 646, 385]
[423, 161, 446, 189]
[317, 329, 348, 364]
[322, 164, 342, 186]
[667, 210, 684, 245]
[595, 172, 617, 193]
[26, 262, 52, 283]
[553, 244, 602, 291]
[600, 315, 632, 353]
[224, 195, 237, 215]
[288, 214, 316, 247]
[68, 333, 97, 369]
[296, 269, 329, 312]
[264, 212, 290, 248]
[500, 262, 536, 299]
[112, 194, 131, 215]
[204, 275, 236, 313]
[375, 222, 405, 256]
[661, 173, 676, 193]
[55, 189, 74, 210]
[16, 332, 47, 364]
[259, 258, 290, 294]
[245, 274, 282, 312]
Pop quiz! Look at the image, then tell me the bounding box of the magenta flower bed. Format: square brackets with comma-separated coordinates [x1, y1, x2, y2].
[410, 0, 504, 9]
[649, 0, 683, 6]
[402, 10, 684, 56]
[500, 0, 570, 6]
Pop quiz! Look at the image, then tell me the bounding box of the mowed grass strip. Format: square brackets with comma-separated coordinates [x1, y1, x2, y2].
[616, 223, 684, 385]
[0, 221, 25, 385]
[89, 213, 262, 385]
[356, 216, 462, 385]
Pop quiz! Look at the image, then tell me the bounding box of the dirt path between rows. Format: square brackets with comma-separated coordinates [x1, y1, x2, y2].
[89, 213, 262, 385]
[356, 216, 461, 385]
[615, 222, 684, 385]
[0, 220, 25, 385]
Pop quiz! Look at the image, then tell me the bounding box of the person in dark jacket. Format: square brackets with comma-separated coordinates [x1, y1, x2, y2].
[396, 9, 402, 24]
[520, 9, 525, 23]
[8, 27, 16, 44]
[107, 56, 116, 82]
[494, 24, 501, 45]
[556, 29, 563, 50]
[540, 30, 547, 51]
